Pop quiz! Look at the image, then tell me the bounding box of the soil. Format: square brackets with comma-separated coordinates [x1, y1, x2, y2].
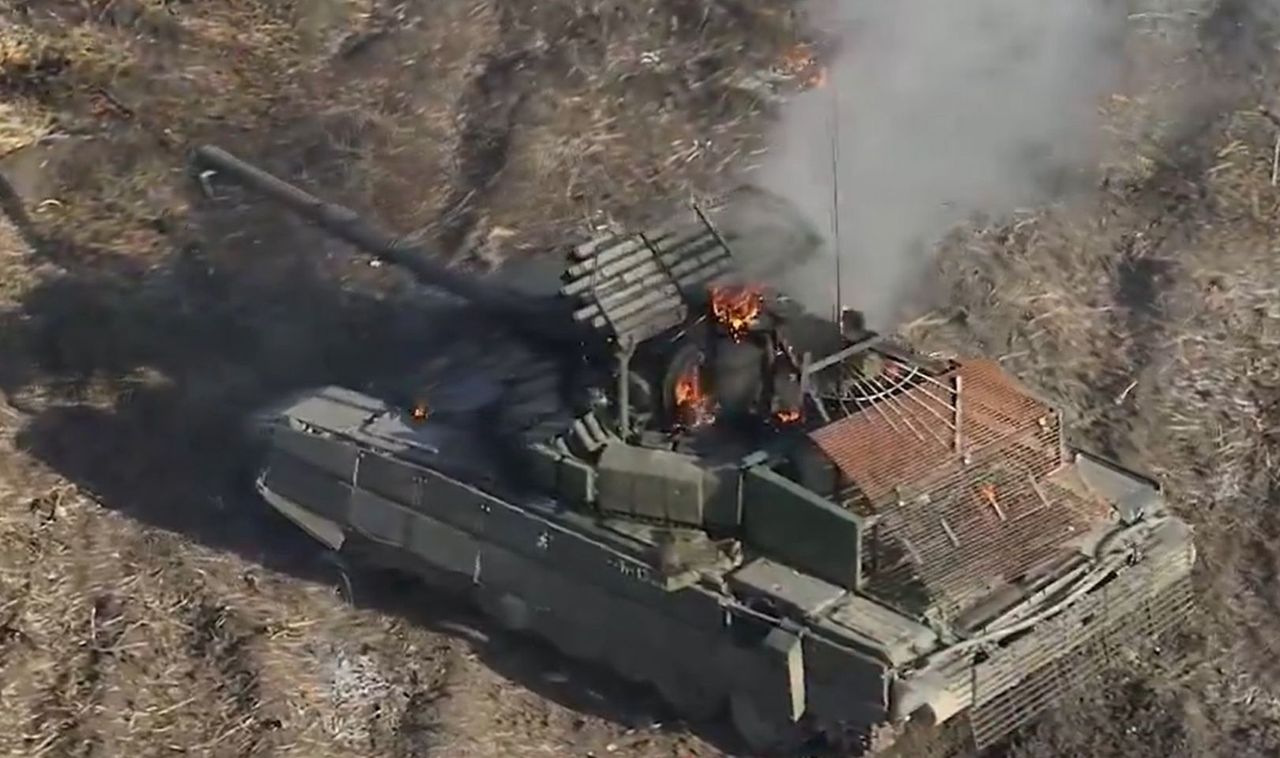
[1, 1, 1279, 758]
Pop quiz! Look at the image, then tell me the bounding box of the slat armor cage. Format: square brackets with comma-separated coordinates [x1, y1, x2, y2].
[810, 358, 1111, 619]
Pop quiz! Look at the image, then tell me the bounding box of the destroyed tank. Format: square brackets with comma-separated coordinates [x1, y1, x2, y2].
[191, 145, 1197, 756]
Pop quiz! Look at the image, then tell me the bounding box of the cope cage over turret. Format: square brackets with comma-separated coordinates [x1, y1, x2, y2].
[194, 145, 1196, 756]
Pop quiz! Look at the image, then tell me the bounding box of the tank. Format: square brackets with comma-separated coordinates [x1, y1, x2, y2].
[191, 145, 1197, 756]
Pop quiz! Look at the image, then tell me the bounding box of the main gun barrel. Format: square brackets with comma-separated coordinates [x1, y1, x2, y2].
[191, 145, 559, 328]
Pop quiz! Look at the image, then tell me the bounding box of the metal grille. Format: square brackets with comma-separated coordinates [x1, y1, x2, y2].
[810, 359, 1106, 617]
[811, 359, 1060, 506]
[868, 466, 1112, 618]
[967, 539, 1196, 747]
[559, 223, 736, 345]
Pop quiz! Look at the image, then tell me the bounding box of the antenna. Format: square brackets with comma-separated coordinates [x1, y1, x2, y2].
[829, 80, 844, 332]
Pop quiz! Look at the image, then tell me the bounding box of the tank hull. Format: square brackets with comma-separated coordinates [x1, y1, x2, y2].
[252, 385, 1195, 756]
[254, 448, 874, 752]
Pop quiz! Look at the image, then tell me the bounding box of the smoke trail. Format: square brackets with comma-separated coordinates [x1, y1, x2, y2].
[744, 0, 1131, 329]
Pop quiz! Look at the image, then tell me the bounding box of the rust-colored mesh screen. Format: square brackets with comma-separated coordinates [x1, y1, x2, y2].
[810, 359, 1113, 618]
[865, 466, 1113, 618]
[810, 359, 1058, 505]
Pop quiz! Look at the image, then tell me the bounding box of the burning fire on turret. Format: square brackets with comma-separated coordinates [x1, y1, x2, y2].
[709, 285, 763, 341]
[673, 362, 716, 428]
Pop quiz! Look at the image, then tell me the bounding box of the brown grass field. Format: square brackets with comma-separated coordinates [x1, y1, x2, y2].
[2, 1, 1280, 757]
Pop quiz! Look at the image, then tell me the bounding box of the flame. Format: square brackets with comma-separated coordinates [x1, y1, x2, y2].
[673, 362, 716, 428]
[709, 285, 763, 340]
[410, 402, 430, 423]
[777, 44, 827, 89]
[774, 408, 802, 425]
[779, 44, 816, 74]
[978, 483, 998, 507]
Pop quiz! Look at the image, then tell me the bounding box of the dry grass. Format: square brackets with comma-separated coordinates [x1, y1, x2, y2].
[4, 1, 1280, 757]
[0, 0, 814, 272]
[0, 1, 810, 757]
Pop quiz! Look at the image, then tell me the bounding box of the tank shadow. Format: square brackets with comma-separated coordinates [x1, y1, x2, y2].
[0, 173, 787, 756]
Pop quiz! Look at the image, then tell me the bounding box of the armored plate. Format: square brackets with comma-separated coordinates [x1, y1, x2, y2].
[362, 412, 447, 452]
[823, 594, 939, 667]
[1073, 450, 1163, 523]
[260, 385, 383, 433]
[729, 557, 846, 618]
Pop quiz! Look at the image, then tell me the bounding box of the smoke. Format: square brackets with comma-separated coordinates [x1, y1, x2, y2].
[741, 0, 1135, 329]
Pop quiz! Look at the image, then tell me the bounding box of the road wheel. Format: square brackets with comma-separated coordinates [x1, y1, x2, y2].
[315, 551, 359, 606]
[606, 640, 648, 683]
[546, 615, 605, 662]
[656, 664, 724, 723]
[476, 588, 532, 632]
[729, 690, 810, 755]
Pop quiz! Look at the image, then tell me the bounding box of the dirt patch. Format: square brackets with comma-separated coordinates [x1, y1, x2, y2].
[0, 1, 811, 757]
[3, 1, 1280, 758]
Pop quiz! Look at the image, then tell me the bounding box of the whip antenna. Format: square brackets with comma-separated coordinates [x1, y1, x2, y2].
[829, 78, 844, 331]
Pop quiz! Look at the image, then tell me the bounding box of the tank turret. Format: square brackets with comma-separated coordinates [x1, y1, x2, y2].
[195, 145, 1197, 756]
[192, 145, 857, 445]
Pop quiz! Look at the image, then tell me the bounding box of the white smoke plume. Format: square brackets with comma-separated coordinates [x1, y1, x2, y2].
[741, 0, 1133, 329]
